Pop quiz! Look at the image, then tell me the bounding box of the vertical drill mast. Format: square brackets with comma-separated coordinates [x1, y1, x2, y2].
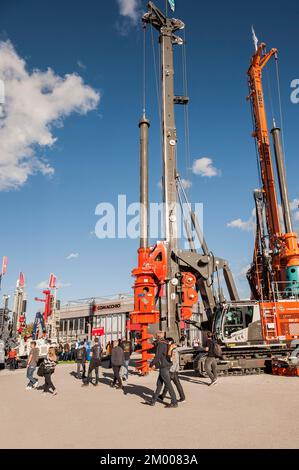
[139, 115, 150, 249]
[248, 43, 282, 247]
[143, 2, 184, 339]
[247, 39, 299, 298]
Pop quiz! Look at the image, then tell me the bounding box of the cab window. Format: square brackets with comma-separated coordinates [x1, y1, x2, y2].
[223, 306, 253, 337]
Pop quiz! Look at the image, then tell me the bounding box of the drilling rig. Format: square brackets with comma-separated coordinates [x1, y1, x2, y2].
[194, 34, 299, 375]
[10, 272, 27, 346]
[246, 38, 299, 306]
[131, 2, 239, 375]
[131, 4, 299, 376]
[245, 35, 299, 351]
[16, 274, 60, 364]
[33, 273, 60, 341]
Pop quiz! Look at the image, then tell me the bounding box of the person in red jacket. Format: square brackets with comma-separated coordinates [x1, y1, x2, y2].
[8, 348, 17, 370]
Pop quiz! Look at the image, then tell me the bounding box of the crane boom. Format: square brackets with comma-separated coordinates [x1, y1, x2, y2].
[247, 39, 299, 300]
[248, 44, 281, 245]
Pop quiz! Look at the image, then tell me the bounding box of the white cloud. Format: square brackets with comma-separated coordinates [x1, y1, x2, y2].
[181, 179, 192, 189]
[237, 264, 251, 279]
[117, 0, 141, 24]
[56, 281, 72, 289]
[227, 208, 255, 232]
[36, 281, 49, 289]
[227, 218, 254, 231]
[0, 40, 100, 191]
[77, 60, 86, 70]
[192, 158, 220, 177]
[290, 199, 299, 211]
[36, 280, 71, 289]
[66, 252, 79, 260]
[290, 198, 299, 224]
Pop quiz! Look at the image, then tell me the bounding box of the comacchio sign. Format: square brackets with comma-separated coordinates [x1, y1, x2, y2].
[93, 303, 121, 312]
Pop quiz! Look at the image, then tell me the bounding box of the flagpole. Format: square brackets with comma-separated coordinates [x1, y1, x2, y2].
[165, 0, 168, 16]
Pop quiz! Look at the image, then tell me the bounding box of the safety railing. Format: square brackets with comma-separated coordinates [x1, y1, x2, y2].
[271, 281, 299, 302]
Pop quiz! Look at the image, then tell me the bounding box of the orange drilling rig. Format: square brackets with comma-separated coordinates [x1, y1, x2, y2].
[246, 34, 299, 344]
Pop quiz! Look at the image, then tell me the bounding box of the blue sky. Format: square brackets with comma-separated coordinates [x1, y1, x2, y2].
[0, 0, 298, 320]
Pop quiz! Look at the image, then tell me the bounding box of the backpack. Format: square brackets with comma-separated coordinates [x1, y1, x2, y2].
[167, 343, 176, 361]
[212, 341, 223, 358]
[76, 348, 84, 361]
[92, 345, 101, 360]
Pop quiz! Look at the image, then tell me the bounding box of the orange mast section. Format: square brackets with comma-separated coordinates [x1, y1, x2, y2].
[247, 41, 299, 297]
[247, 43, 281, 247]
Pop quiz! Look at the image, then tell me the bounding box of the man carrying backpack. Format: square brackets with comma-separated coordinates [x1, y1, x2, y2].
[204, 331, 222, 386]
[82, 337, 101, 386]
[75, 341, 87, 380]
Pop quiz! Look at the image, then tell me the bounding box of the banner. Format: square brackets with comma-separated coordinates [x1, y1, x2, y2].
[1, 256, 8, 275]
[92, 327, 104, 337]
[19, 272, 25, 288]
[49, 273, 56, 288]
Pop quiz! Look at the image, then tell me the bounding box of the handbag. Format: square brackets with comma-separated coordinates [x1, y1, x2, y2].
[37, 362, 46, 377]
[120, 365, 126, 378]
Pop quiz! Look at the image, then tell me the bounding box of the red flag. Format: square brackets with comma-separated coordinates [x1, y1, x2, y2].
[1, 256, 8, 275]
[19, 272, 25, 288]
[49, 273, 56, 288]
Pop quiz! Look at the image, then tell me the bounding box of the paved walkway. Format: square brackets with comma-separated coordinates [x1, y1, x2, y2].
[0, 363, 298, 448]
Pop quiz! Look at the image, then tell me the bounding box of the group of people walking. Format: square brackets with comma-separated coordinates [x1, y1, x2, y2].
[147, 330, 219, 408]
[24, 331, 220, 405]
[75, 337, 132, 390]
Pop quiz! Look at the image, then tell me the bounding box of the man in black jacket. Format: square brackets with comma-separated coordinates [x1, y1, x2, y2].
[75, 341, 87, 380]
[110, 340, 125, 390]
[149, 331, 178, 408]
[82, 337, 101, 386]
[204, 331, 218, 386]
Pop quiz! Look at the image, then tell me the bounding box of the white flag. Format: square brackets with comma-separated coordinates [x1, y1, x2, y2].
[252, 26, 258, 52]
[168, 0, 175, 12]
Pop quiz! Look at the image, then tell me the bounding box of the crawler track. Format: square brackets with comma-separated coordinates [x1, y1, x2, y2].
[181, 346, 293, 377]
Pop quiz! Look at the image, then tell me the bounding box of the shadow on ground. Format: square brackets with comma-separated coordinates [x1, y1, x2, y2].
[178, 370, 208, 386]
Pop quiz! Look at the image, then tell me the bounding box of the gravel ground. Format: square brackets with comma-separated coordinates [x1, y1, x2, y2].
[0, 363, 298, 449]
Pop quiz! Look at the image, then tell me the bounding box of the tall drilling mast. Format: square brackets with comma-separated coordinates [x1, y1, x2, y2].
[247, 38, 299, 299]
[12, 273, 27, 342]
[143, 2, 185, 339]
[132, 3, 240, 375]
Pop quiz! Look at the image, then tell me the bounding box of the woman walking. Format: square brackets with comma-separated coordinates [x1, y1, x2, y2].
[160, 338, 186, 403]
[43, 347, 58, 395]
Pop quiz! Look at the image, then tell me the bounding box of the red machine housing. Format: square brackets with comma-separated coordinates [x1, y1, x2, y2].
[131, 241, 167, 375]
[180, 272, 198, 321]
